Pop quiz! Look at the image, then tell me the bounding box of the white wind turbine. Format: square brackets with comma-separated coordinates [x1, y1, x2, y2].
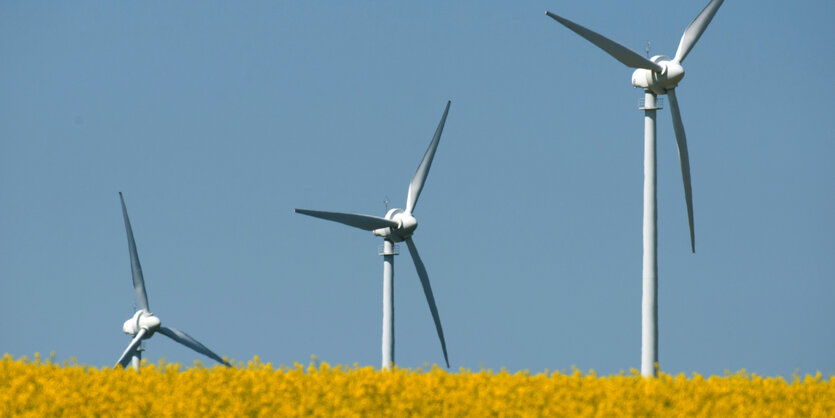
[546, 0, 725, 376]
[296, 101, 451, 369]
[115, 192, 231, 370]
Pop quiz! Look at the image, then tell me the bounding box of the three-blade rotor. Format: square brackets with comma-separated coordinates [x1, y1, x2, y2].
[295, 101, 452, 367]
[116, 194, 230, 368]
[545, 0, 724, 252]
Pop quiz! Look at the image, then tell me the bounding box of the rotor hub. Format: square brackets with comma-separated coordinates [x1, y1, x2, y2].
[373, 208, 418, 242]
[122, 310, 161, 336]
[631, 56, 684, 95]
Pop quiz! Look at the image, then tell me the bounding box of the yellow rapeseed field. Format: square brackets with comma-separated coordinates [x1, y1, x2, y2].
[2, 354, 833, 417]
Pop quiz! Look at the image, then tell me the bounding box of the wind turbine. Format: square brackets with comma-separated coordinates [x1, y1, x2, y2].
[545, 0, 725, 376]
[115, 192, 231, 370]
[295, 101, 451, 369]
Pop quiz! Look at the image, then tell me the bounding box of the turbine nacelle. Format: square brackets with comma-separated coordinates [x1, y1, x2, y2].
[631, 56, 685, 94]
[373, 208, 418, 242]
[122, 310, 161, 336]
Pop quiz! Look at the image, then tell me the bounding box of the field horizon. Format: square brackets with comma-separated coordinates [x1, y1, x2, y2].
[4, 353, 833, 416]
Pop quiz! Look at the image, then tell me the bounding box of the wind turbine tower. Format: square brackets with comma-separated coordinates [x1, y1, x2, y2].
[116, 193, 231, 370]
[296, 101, 452, 369]
[546, 0, 725, 376]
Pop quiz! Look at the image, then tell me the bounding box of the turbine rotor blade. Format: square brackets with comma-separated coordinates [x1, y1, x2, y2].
[673, 0, 725, 63]
[119, 193, 150, 312]
[159, 326, 231, 367]
[295, 209, 399, 231]
[545, 11, 663, 72]
[405, 101, 451, 214]
[405, 237, 449, 368]
[667, 89, 695, 252]
[115, 328, 147, 369]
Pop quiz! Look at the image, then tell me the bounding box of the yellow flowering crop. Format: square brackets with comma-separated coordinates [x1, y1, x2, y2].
[2, 353, 833, 417]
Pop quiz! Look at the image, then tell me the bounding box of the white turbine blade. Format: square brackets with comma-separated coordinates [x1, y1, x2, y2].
[119, 192, 150, 312]
[667, 89, 695, 253]
[404, 237, 449, 368]
[295, 209, 399, 231]
[673, 0, 725, 63]
[405, 101, 451, 214]
[159, 326, 231, 367]
[545, 11, 663, 72]
[115, 328, 147, 369]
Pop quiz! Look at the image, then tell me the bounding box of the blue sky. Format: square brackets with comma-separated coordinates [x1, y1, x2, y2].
[2, 1, 833, 376]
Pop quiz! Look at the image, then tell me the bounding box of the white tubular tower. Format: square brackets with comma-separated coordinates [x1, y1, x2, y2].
[381, 239, 395, 369]
[641, 92, 659, 377]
